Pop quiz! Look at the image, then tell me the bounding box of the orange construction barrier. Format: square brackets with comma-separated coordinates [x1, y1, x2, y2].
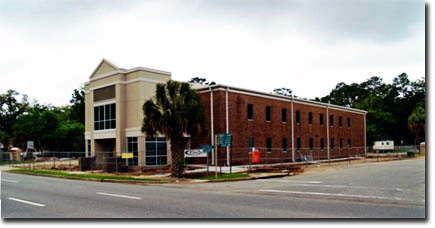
[252, 148, 261, 164]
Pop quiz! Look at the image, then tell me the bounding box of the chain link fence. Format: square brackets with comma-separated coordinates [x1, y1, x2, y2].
[0, 145, 421, 175]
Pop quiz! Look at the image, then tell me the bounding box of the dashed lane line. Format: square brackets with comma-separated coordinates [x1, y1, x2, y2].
[8, 197, 46, 207]
[255, 179, 323, 184]
[259, 189, 391, 200]
[2, 179, 19, 183]
[96, 192, 142, 200]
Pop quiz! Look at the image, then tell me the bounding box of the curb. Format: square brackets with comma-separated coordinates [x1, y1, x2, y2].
[5, 171, 168, 185]
[200, 173, 292, 183]
[6, 170, 292, 184]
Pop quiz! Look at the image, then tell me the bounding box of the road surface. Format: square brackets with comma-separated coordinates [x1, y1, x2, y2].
[1, 158, 425, 218]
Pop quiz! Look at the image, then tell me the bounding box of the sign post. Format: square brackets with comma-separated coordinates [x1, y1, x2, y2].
[218, 133, 232, 173]
[200, 145, 215, 176]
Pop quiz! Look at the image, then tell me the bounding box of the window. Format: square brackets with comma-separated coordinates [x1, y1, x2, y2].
[145, 137, 167, 166]
[320, 138, 324, 150]
[330, 138, 334, 150]
[308, 112, 313, 125]
[340, 138, 343, 150]
[320, 113, 324, 126]
[309, 138, 314, 151]
[348, 139, 351, 148]
[296, 110, 301, 124]
[94, 103, 116, 130]
[297, 137, 301, 151]
[347, 117, 351, 128]
[339, 116, 343, 127]
[248, 137, 254, 152]
[128, 137, 138, 166]
[282, 108, 287, 122]
[267, 137, 272, 152]
[266, 106, 271, 122]
[247, 104, 254, 120]
[330, 115, 334, 127]
[283, 138, 288, 152]
[87, 140, 91, 157]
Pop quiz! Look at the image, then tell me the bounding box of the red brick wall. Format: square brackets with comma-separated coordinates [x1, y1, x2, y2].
[191, 88, 366, 165]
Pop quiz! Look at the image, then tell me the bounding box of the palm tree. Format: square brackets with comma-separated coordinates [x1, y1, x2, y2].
[142, 80, 207, 177]
[408, 106, 425, 153]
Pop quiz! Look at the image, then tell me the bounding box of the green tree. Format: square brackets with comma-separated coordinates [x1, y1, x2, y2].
[0, 90, 29, 146]
[408, 106, 425, 153]
[12, 106, 59, 151]
[142, 80, 207, 177]
[54, 121, 85, 151]
[68, 87, 85, 124]
[188, 77, 216, 86]
[273, 88, 294, 97]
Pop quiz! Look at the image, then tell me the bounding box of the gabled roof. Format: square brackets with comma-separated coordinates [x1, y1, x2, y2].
[89, 59, 126, 79]
[88, 59, 171, 81]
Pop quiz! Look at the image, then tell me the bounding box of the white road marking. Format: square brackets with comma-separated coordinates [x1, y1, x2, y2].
[256, 180, 411, 192]
[8, 197, 46, 207]
[255, 179, 323, 184]
[2, 179, 19, 183]
[276, 180, 323, 184]
[96, 192, 142, 200]
[259, 189, 391, 200]
[290, 183, 349, 188]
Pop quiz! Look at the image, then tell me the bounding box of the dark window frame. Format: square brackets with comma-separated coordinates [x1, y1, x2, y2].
[330, 115, 334, 127]
[282, 108, 287, 123]
[128, 137, 139, 166]
[283, 137, 288, 152]
[320, 113, 324, 126]
[347, 117, 351, 128]
[248, 137, 254, 152]
[94, 103, 116, 131]
[339, 116, 343, 128]
[296, 137, 301, 151]
[296, 110, 301, 124]
[247, 104, 254, 120]
[309, 138, 314, 151]
[266, 106, 272, 122]
[308, 112, 313, 125]
[330, 138, 334, 150]
[87, 140, 91, 157]
[320, 138, 324, 151]
[266, 137, 272, 152]
[340, 138, 343, 150]
[145, 137, 168, 166]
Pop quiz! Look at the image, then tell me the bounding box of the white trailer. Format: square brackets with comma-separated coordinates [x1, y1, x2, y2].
[373, 140, 394, 153]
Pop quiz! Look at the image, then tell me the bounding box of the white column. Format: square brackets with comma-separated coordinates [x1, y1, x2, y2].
[226, 87, 230, 166]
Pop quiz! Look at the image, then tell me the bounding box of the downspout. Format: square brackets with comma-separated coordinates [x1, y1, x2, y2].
[226, 87, 230, 166]
[291, 96, 295, 162]
[364, 112, 367, 157]
[326, 103, 330, 160]
[210, 87, 215, 165]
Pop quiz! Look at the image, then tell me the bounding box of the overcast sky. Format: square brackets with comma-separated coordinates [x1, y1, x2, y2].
[0, 0, 425, 106]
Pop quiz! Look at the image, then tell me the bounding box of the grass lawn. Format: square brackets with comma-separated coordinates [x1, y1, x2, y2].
[198, 173, 250, 180]
[9, 168, 161, 182]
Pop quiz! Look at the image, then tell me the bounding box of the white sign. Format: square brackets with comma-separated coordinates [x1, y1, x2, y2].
[27, 141, 34, 149]
[184, 149, 207, 158]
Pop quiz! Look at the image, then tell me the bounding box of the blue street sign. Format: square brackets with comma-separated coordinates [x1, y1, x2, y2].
[200, 145, 215, 153]
[219, 133, 232, 147]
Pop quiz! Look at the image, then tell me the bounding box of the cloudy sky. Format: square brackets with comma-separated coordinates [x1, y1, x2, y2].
[0, 0, 426, 106]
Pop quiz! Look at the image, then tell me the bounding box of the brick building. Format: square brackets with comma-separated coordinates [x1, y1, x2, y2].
[191, 85, 367, 165]
[85, 59, 367, 168]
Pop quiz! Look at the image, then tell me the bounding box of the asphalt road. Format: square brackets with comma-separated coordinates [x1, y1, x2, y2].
[1, 158, 425, 218]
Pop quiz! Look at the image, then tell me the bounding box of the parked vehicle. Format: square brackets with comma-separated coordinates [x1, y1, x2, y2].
[373, 140, 394, 153]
